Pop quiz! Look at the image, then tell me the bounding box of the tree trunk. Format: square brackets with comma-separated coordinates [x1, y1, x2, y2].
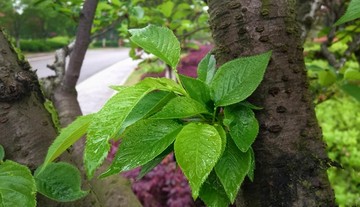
[54, 0, 99, 125]
[207, 0, 335, 206]
[0, 29, 56, 173]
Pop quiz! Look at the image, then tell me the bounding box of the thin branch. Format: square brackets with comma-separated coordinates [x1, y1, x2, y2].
[63, 0, 99, 90]
[179, 26, 208, 39]
[91, 15, 128, 40]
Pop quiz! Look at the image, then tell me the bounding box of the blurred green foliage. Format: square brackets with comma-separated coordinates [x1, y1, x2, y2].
[91, 40, 120, 48]
[305, 40, 360, 103]
[0, 0, 76, 40]
[316, 95, 360, 206]
[20, 37, 70, 52]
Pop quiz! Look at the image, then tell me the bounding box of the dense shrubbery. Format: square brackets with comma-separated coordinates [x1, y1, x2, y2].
[316, 95, 360, 206]
[20, 37, 70, 52]
[91, 40, 119, 48]
[140, 45, 212, 80]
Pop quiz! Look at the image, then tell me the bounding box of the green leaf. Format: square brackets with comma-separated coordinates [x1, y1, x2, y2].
[129, 25, 181, 68]
[317, 69, 337, 86]
[334, 0, 360, 25]
[0, 145, 4, 161]
[137, 146, 173, 180]
[174, 123, 222, 199]
[341, 83, 360, 102]
[197, 52, 216, 84]
[157, 1, 174, 17]
[179, 75, 213, 110]
[239, 101, 263, 110]
[199, 171, 230, 207]
[101, 119, 182, 177]
[214, 124, 227, 156]
[141, 77, 187, 95]
[118, 91, 176, 136]
[85, 84, 153, 178]
[151, 97, 210, 119]
[344, 69, 360, 81]
[0, 161, 36, 207]
[43, 114, 93, 168]
[224, 105, 259, 152]
[35, 162, 88, 202]
[248, 147, 256, 182]
[210, 51, 272, 106]
[109, 85, 128, 92]
[215, 138, 251, 203]
[130, 6, 144, 19]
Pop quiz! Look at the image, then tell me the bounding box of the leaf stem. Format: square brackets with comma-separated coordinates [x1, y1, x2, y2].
[173, 66, 189, 98]
[212, 107, 218, 124]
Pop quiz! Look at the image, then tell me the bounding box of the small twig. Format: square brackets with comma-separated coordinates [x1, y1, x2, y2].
[179, 26, 208, 39]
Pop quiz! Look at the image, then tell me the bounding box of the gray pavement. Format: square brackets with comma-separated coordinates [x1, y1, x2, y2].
[27, 48, 131, 83]
[76, 57, 141, 115]
[26, 49, 141, 115]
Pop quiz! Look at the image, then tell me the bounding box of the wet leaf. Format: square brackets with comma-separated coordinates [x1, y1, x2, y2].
[0, 161, 36, 207]
[179, 75, 213, 110]
[151, 97, 210, 119]
[215, 138, 251, 203]
[129, 25, 180, 68]
[197, 52, 216, 85]
[213, 124, 227, 156]
[35, 162, 88, 202]
[118, 91, 176, 135]
[199, 171, 230, 207]
[43, 114, 93, 168]
[141, 77, 187, 95]
[224, 105, 259, 152]
[174, 123, 222, 199]
[248, 147, 256, 182]
[137, 146, 173, 180]
[101, 119, 182, 177]
[210, 51, 271, 106]
[85, 84, 153, 178]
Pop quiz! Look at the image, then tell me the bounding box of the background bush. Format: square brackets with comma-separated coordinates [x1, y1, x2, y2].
[20, 36, 70, 52]
[91, 40, 119, 48]
[316, 95, 360, 206]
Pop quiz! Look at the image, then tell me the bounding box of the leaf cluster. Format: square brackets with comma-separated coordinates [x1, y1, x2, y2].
[0, 145, 87, 206]
[43, 25, 271, 206]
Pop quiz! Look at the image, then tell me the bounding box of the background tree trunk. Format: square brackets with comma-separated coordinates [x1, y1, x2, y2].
[207, 0, 335, 206]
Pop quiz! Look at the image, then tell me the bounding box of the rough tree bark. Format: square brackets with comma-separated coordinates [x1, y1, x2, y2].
[207, 0, 335, 206]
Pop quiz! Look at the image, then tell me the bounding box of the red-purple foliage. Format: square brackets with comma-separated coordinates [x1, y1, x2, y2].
[108, 45, 213, 207]
[177, 45, 212, 78]
[122, 155, 199, 207]
[141, 45, 213, 79]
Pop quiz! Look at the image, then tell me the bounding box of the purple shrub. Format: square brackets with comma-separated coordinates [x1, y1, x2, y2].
[122, 155, 198, 207]
[177, 45, 212, 78]
[140, 45, 213, 79]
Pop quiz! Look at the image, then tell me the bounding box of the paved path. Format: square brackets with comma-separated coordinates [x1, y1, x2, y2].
[26, 48, 141, 115]
[26, 48, 131, 83]
[76, 57, 141, 115]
